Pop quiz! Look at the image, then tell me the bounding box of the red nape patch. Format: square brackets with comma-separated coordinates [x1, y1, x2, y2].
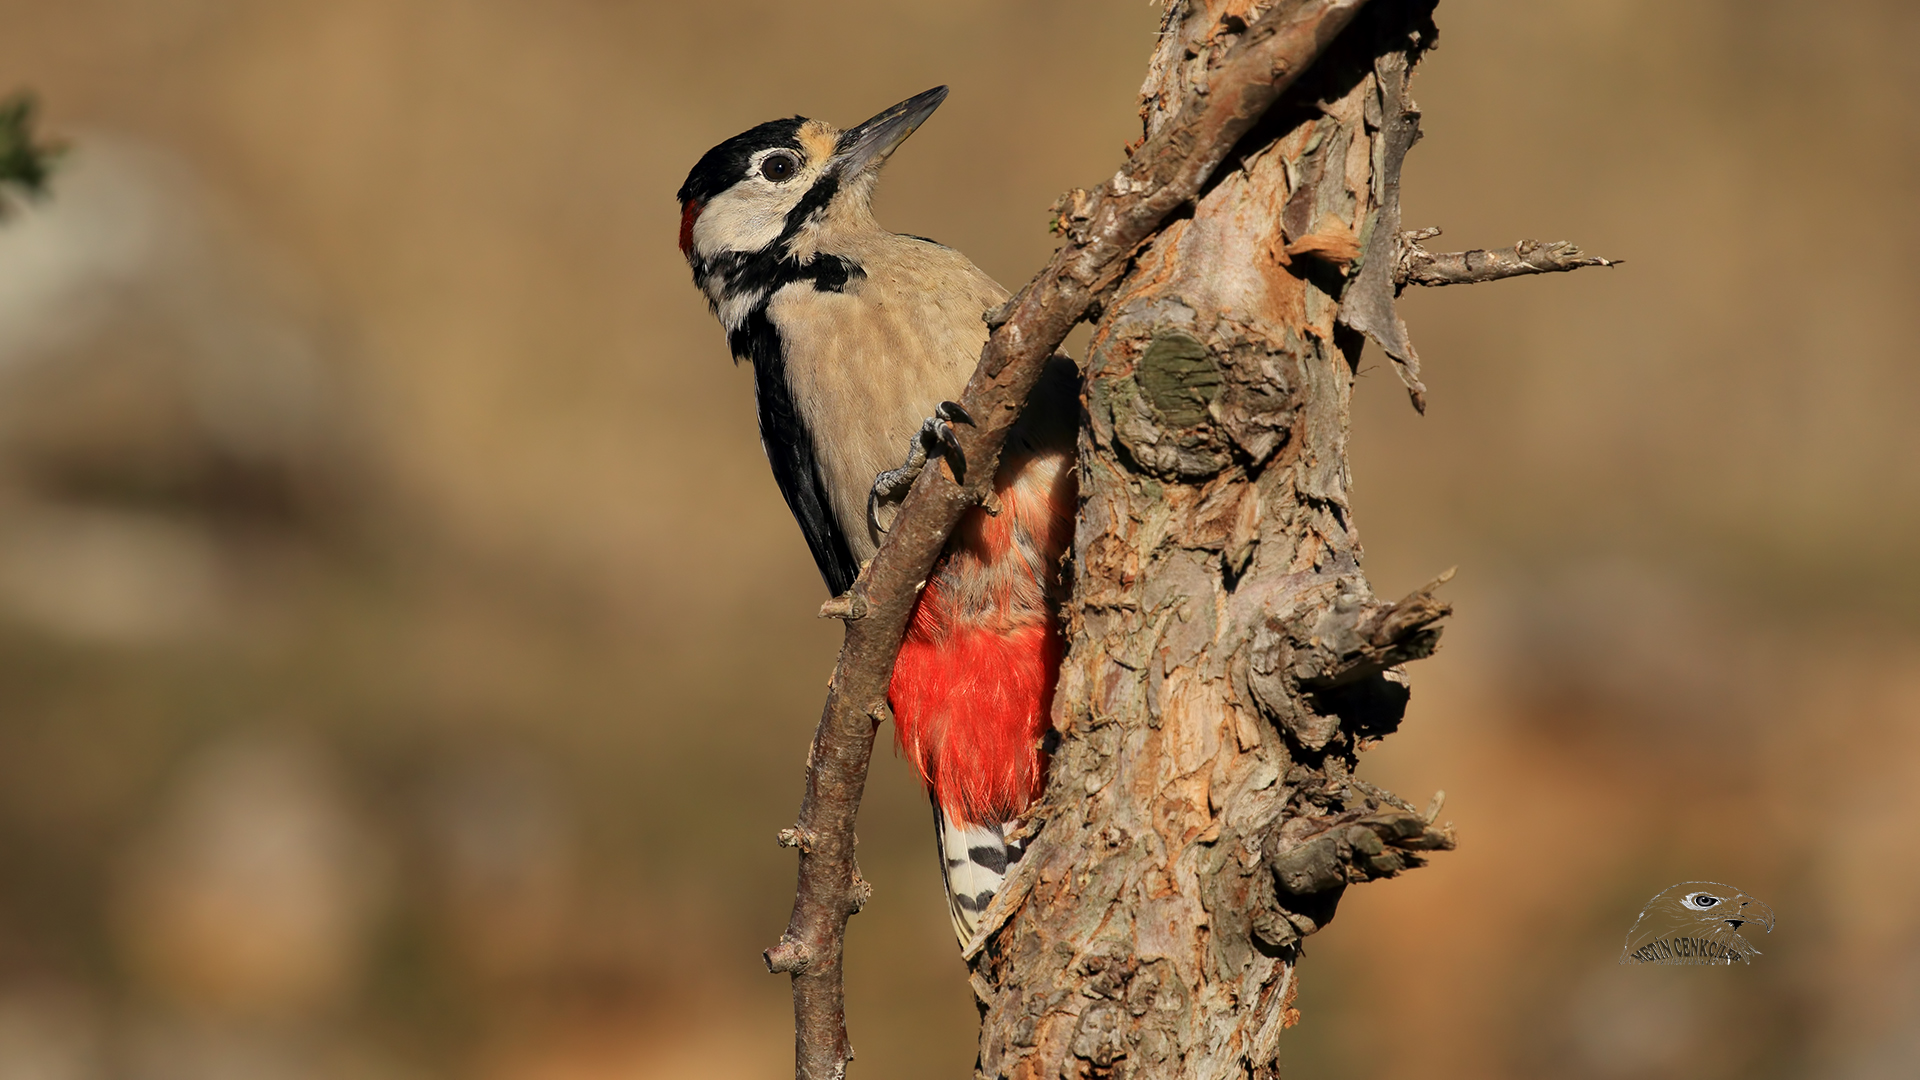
[889, 590, 1062, 826]
[677, 200, 703, 256]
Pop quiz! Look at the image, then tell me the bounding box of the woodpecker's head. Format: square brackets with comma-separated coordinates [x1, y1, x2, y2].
[676, 87, 947, 314]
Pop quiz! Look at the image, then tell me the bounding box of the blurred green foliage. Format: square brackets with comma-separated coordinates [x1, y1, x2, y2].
[0, 90, 59, 214]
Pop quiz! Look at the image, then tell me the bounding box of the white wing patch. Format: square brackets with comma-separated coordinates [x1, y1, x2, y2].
[934, 802, 1026, 948]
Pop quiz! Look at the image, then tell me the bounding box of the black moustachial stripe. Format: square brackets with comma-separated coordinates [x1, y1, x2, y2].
[683, 137, 863, 308]
[781, 169, 840, 237]
[704, 245, 862, 308]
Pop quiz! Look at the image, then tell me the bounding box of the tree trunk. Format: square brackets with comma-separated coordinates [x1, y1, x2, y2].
[967, 3, 1457, 1076]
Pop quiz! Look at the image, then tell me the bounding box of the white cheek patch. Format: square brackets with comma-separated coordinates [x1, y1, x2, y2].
[691, 184, 796, 258]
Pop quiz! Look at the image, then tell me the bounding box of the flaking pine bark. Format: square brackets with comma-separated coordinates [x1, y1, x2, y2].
[965, 3, 1461, 1076]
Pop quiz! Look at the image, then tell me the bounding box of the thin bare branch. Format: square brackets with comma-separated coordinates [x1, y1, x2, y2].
[764, 2, 1377, 1076]
[1397, 227, 1620, 287]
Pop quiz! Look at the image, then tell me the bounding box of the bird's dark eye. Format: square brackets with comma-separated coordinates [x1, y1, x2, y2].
[761, 153, 798, 182]
[1688, 893, 1722, 908]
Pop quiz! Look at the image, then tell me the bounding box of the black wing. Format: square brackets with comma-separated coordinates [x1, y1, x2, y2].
[732, 308, 859, 596]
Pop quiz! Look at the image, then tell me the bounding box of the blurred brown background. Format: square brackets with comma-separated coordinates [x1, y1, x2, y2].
[0, 1, 1914, 1077]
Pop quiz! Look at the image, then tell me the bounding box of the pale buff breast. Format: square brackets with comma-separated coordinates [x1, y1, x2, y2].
[765, 234, 1007, 562]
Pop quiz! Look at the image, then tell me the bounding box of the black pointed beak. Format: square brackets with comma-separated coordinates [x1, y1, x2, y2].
[833, 86, 948, 176]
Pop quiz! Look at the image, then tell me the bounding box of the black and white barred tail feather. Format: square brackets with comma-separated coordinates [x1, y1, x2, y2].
[933, 801, 1026, 947]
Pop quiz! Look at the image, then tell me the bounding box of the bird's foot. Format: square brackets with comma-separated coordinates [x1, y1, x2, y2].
[867, 401, 973, 537]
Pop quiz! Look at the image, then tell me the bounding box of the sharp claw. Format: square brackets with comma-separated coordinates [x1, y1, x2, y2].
[936, 424, 966, 483]
[869, 405, 974, 537]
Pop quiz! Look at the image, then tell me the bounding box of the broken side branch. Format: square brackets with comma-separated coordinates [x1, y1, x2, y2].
[1397, 227, 1619, 287]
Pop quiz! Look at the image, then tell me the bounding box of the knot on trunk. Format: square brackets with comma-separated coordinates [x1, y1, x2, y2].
[1244, 570, 1452, 749]
[1092, 329, 1300, 482]
[764, 935, 812, 975]
[1254, 808, 1456, 941]
[848, 866, 873, 914]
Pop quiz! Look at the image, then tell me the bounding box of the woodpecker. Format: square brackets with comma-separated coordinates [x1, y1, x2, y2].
[677, 87, 1076, 947]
